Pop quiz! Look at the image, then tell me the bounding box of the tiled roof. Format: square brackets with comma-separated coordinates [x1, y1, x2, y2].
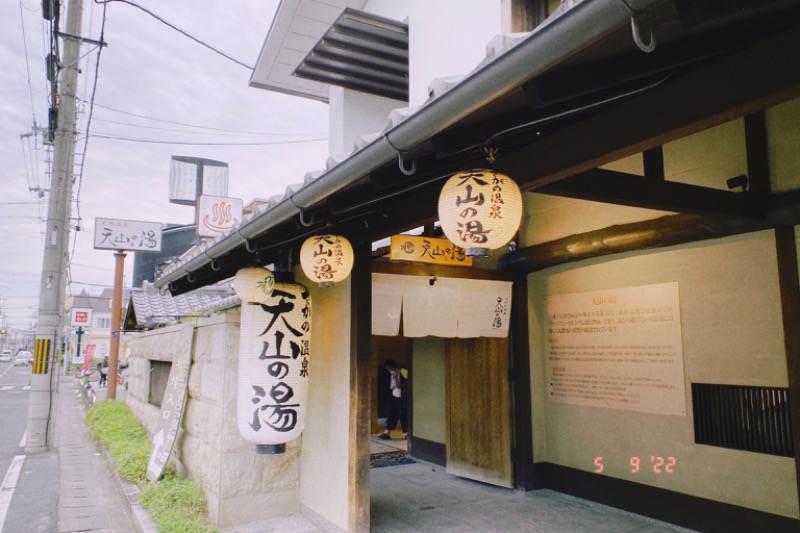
[128, 283, 239, 328]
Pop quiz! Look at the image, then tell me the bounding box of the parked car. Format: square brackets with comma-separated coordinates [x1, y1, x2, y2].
[0, 350, 12, 362]
[14, 351, 33, 366]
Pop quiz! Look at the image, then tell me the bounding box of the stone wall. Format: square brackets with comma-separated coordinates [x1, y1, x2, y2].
[126, 313, 302, 527]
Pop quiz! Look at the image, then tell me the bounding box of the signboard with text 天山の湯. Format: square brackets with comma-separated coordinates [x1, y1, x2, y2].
[389, 235, 472, 267]
[94, 218, 163, 252]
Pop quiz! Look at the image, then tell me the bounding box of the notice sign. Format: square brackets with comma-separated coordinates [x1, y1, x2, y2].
[545, 282, 685, 416]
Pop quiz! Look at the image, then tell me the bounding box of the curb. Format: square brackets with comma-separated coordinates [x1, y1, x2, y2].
[73, 378, 159, 533]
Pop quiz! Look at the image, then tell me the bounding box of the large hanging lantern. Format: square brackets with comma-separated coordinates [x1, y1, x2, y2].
[237, 282, 311, 454]
[299, 234, 354, 287]
[438, 169, 523, 257]
[233, 267, 275, 303]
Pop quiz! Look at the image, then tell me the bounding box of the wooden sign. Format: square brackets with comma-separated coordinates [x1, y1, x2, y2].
[389, 235, 472, 267]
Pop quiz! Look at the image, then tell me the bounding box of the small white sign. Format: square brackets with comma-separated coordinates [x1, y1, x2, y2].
[70, 307, 93, 327]
[196, 195, 243, 237]
[94, 218, 163, 252]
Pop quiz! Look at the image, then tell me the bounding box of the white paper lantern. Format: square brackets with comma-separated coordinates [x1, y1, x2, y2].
[299, 234, 354, 286]
[437, 169, 523, 257]
[232, 267, 275, 303]
[237, 282, 311, 453]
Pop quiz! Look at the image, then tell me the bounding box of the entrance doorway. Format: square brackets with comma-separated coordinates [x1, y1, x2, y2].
[370, 332, 513, 489]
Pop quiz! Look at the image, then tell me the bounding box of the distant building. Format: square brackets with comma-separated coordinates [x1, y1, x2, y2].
[132, 224, 196, 287]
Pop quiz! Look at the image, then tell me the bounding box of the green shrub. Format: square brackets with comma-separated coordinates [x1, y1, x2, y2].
[85, 401, 217, 533]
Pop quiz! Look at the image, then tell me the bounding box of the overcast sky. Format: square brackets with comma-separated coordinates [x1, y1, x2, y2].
[1, 0, 330, 330]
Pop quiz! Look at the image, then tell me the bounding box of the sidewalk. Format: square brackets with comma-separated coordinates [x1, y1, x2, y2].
[59, 376, 156, 533]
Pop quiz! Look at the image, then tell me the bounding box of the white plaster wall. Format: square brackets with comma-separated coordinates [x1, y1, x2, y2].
[328, 87, 406, 155]
[768, 98, 800, 193]
[411, 336, 446, 444]
[297, 272, 353, 530]
[525, 100, 800, 519]
[408, 0, 503, 106]
[529, 231, 797, 518]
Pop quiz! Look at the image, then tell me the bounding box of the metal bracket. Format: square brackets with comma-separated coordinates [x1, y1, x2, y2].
[299, 209, 315, 228]
[631, 17, 656, 53]
[398, 154, 417, 176]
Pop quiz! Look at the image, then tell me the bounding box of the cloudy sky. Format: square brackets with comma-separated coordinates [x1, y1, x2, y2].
[0, 0, 330, 330]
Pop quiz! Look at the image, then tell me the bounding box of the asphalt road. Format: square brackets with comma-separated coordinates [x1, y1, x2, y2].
[0, 361, 58, 533]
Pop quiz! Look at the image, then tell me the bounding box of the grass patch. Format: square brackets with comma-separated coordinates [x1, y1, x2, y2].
[86, 400, 217, 533]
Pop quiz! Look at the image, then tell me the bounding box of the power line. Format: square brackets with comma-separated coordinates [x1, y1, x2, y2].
[93, 0, 253, 70]
[84, 100, 326, 137]
[87, 133, 327, 146]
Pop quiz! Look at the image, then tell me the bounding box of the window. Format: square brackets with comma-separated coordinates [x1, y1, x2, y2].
[96, 317, 111, 329]
[692, 383, 794, 457]
[148, 360, 172, 408]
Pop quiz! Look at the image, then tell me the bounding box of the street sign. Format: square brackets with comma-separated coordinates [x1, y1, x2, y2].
[70, 307, 93, 327]
[94, 218, 163, 252]
[196, 195, 243, 237]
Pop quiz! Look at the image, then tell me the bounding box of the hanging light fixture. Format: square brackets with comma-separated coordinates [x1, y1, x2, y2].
[236, 281, 311, 454]
[438, 169, 523, 257]
[233, 266, 275, 303]
[299, 234, 354, 287]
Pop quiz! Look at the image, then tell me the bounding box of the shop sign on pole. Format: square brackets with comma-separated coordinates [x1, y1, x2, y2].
[196, 195, 243, 237]
[94, 218, 163, 252]
[70, 307, 93, 327]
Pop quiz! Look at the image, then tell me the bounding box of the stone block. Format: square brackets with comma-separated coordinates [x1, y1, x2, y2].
[217, 489, 300, 527]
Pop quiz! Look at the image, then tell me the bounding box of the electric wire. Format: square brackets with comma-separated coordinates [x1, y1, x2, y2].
[84, 100, 326, 137]
[93, 0, 254, 70]
[86, 133, 327, 146]
[68, 1, 108, 298]
[88, 117, 327, 138]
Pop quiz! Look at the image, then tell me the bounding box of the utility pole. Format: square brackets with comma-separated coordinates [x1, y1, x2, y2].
[26, 0, 84, 452]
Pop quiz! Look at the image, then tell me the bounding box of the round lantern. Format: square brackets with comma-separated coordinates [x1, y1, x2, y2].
[299, 234, 354, 287]
[437, 169, 523, 257]
[237, 282, 311, 454]
[233, 267, 275, 303]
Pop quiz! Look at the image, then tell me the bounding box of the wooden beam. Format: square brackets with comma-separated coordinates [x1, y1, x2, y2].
[494, 24, 800, 190]
[348, 238, 372, 533]
[498, 214, 755, 273]
[643, 146, 664, 180]
[773, 226, 800, 518]
[745, 111, 772, 195]
[538, 168, 766, 219]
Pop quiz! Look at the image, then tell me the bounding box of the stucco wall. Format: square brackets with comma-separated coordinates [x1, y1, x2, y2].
[127, 313, 302, 527]
[411, 336, 446, 444]
[526, 100, 800, 519]
[297, 273, 353, 530]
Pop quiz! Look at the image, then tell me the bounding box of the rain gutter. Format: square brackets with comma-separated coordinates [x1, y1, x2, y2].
[155, 0, 664, 290]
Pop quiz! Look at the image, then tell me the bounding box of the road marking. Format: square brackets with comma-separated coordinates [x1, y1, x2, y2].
[18, 431, 26, 448]
[0, 455, 26, 532]
[0, 386, 12, 391]
[22, 386, 30, 390]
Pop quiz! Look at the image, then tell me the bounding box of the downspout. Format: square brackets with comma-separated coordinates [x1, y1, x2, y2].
[155, 0, 665, 290]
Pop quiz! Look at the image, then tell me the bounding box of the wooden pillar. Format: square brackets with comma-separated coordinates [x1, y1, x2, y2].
[510, 273, 534, 490]
[348, 238, 372, 532]
[774, 226, 800, 516]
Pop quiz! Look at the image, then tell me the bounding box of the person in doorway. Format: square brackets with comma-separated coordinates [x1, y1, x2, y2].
[379, 359, 408, 440]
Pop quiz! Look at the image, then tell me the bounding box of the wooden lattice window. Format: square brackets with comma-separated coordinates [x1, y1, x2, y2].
[692, 383, 794, 457]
